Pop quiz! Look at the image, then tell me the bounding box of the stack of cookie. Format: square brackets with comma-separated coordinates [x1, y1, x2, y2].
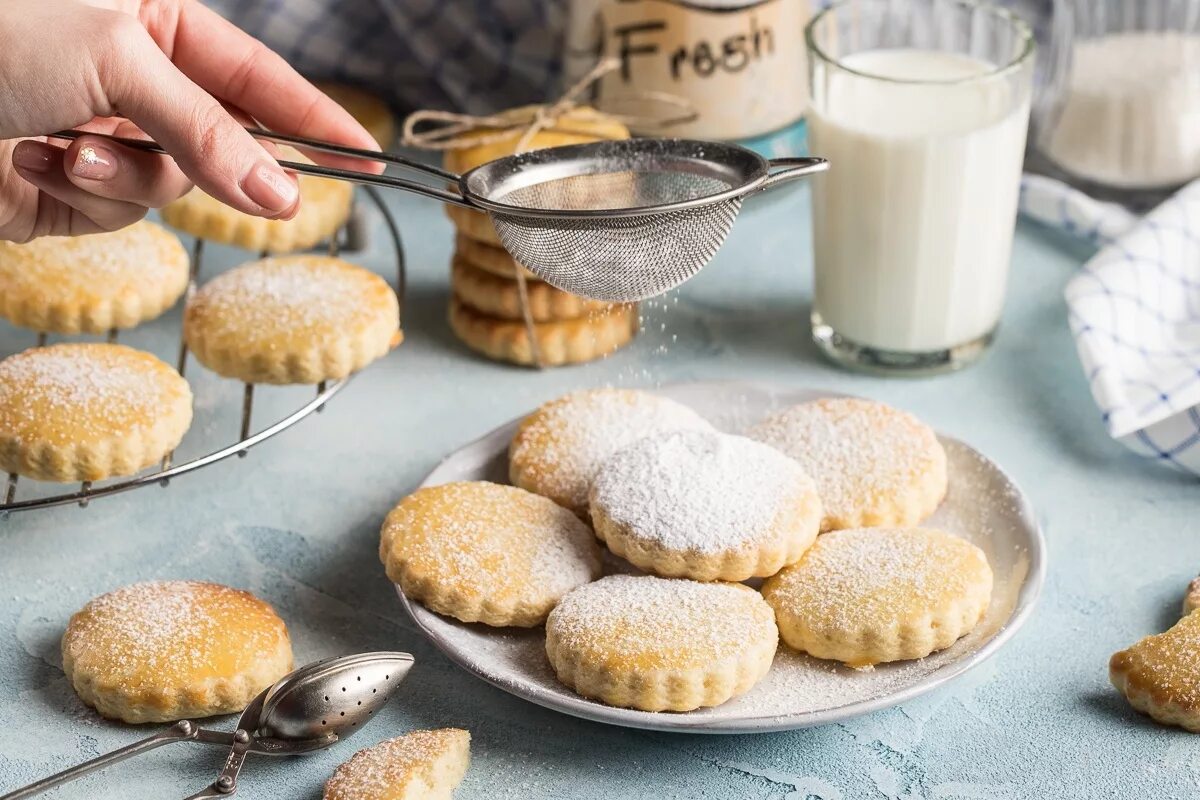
[442, 107, 640, 367]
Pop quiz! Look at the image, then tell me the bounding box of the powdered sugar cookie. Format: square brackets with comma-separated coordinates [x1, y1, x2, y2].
[1183, 577, 1200, 616]
[62, 581, 293, 723]
[589, 429, 823, 581]
[446, 206, 503, 247]
[1111, 612, 1200, 732]
[0, 343, 192, 481]
[380, 482, 602, 627]
[0, 221, 188, 334]
[448, 298, 637, 367]
[749, 397, 947, 531]
[509, 388, 714, 515]
[762, 528, 992, 668]
[545, 575, 778, 712]
[451, 255, 609, 321]
[454, 234, 536, 279]
[184, 255, 400, 384]
[324, 729, 471, 800]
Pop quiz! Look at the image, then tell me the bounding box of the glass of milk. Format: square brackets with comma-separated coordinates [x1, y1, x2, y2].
[805, 0, 1035, 374]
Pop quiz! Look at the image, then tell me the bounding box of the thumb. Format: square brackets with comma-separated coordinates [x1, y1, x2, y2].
[97, 17, 299, 218]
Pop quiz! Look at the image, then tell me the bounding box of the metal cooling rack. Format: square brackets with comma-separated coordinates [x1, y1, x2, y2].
[0, 186, 405, 513]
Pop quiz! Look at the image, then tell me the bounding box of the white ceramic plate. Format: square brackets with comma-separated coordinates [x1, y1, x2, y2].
[393, 381, 1046, 733]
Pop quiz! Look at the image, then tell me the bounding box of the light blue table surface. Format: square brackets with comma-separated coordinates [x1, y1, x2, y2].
[0, 175, 1195, 800]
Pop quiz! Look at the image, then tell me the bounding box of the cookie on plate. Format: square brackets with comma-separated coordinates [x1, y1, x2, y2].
[380, 482, 602, 627]
[545, 575, 778, 712]
[184, 255, 400, 384]
[1111, 611, 1200, 732]
[324, 729, 470, 800]
[589, 429, 823, 581]
[509, 388, 714, 515]
[448, 297, 636, 368]
[62, 580, 293, 723]
[0, 221, 189, 334]
[162, 146, 352, 253]
[451, 255, 609, 321]
[762, 528, 992, 668]
[0, 343, 192, 482]
[749, 397, 947, 531]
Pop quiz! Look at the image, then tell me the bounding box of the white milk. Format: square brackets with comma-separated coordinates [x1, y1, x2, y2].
[1042, 32, 1200, 189]
[809, 49, 1030, 353]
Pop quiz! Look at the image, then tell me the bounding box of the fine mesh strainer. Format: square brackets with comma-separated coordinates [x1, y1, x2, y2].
[54, 129, 827, 302]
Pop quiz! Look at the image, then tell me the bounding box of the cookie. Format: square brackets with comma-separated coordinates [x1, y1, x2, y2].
[0, 344, 192, 482]
[509, 388, 714, 515]
[453, 234, 535, 279]
[324, 729, 471, 800]
[443, 105, 629, 175]
[380, 482, 602, 627]
[451, 255, 609, 322]
[0, 221, 189, 334]
[448, 297, 637, 368]
[1184, 577, 1200, 616]
[545, 575, 778, 712]
[589, 430, 823, 581]
[316, 82, 397, 148]
[62, 580, 293, 723]
[762, 528, 993, 668]
[162, 146, 353, 253]
[445, 206, 503, 248]
[749, 397, 947, 532]
[184, 255, 400, 384]
[1111, 611, 1200, 732]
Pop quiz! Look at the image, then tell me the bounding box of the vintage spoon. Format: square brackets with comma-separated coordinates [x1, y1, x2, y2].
[1, 652, 414, 799]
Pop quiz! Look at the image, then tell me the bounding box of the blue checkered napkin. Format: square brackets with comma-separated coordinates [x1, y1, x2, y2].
[1020, 174, 1200, 475]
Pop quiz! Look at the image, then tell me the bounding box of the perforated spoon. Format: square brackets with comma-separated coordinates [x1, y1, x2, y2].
[1, 652, 414, 800]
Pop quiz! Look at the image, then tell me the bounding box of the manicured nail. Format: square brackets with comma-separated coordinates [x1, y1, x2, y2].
[11, 140, 54, 174]
[71, 144, 117, 181]
[241, 162, 299, 214]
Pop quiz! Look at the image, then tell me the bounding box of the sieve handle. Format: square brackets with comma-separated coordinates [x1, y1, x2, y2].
[760, 157, 829, 191]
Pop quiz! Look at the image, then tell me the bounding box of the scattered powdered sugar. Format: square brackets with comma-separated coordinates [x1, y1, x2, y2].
[590, 429, 816, 553]
[324, 729, 469, 800]
[547, 575, 775, 669]
[510, 388, 714, 511]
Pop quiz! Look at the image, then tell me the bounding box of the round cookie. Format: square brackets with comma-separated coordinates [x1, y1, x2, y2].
[443, 105, 629, 175]
[451, 255, 609, 321]
[162, 146, 353, 253]
[316, 82, 397, 148]
[762, 528, 993, 669]
[448, 297, 637, 368]
[749, 397, 947, 532]
[0, 221, 189, 334]
[62, 580, 293, 723]
[545, 575, 778, 712]
[589, 429, 823, 581]
[454, 234, 536, 279]
[380, 482, 602, 627]
[324, 729, 471, 800]
[1183, 577, 1200, 616]
[446, 206, 503, 248]
[509, 388, 714, 515]
[0, 343, 193, 482]
[1111, 611, 1200, 732]
[184, 255, 400, 384]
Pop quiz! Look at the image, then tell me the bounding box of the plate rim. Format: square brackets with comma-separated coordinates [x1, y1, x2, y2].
[391, 380, 1047, 734]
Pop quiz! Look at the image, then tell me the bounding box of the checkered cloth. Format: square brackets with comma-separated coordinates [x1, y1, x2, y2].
[1021, 174, 1200, 475]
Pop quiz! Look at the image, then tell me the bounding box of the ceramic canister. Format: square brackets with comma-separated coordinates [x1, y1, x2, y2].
[564, 0, 811, 140]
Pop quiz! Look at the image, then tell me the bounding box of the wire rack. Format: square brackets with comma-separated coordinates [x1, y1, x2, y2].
[0, 186, 405, 514]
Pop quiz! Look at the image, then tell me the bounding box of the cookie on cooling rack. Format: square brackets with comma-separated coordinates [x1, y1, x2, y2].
[1111, 611, 1200, 732]
[162, 146, 352, 253]
[545, 575, 778, 712]
[324, 728, 470, 800]
[451, 255, 608, 322]
[508, 388, 714, 515]
[762, 528, 993, 669]
[62, 580, 293, 723]
[0, 343, 192, 482]
[316, 83, 397, 148]
[749, 397, 947, 532]
[0, 221, 189, 334]
[380, 482, 602, 627]
[448, 297, 637, 368]
[184, 255, 400, 384]
[589, 429, 823, 581]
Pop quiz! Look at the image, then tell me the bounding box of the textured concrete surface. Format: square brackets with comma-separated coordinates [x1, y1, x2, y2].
[0, 177, 1196, 799]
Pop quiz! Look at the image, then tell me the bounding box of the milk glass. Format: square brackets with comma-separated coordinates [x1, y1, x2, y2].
[806, 0, 1035, 375]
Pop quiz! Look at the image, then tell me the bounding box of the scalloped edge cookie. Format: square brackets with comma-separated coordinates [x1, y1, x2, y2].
[451, 255, 609, 321]
[323, 729, 471, 800]
[1111, 611, 1200, 732]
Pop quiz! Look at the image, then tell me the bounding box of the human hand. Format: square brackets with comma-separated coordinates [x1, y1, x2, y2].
[0, 0, 381, 242]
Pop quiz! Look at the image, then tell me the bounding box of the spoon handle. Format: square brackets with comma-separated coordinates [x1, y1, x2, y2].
[0, 720, 200, 799]
[181, 728, 255, 800]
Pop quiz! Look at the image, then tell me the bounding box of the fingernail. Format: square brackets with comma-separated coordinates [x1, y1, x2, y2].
[71, 144, 117, 181]
[12, 141, 54, 174]
[241, 162, 299, 214]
